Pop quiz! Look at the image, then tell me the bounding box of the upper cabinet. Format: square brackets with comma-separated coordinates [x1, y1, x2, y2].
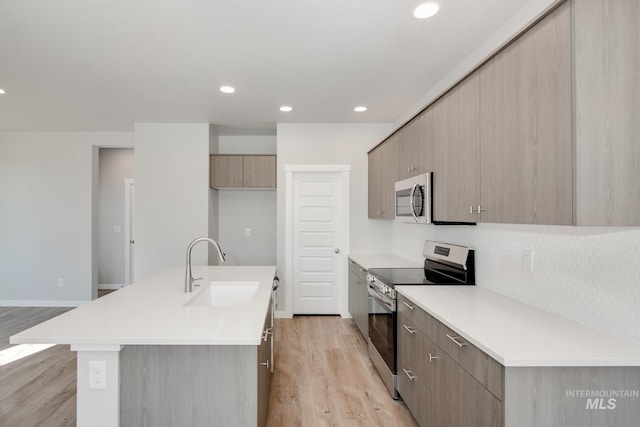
[432, 73, 481, 223]
[368, 135, 398, 219]
[478, 2, 572, 225]
[368, 0, 639, 226]
[210, 155, 276, 189]
[397, 112, 433, 180]
[573, 0, 640, 226]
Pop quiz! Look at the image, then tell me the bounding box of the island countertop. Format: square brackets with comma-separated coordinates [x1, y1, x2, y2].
[10, 265, 277, 346]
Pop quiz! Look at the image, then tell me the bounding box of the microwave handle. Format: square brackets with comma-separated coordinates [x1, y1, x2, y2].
[409, 181, 419, 223]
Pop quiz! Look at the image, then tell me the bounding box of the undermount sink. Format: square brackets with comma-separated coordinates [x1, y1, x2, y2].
[184, 281, 259, 308]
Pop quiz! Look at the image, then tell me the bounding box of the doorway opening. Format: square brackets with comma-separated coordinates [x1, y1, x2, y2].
[96, 148, 135, 297]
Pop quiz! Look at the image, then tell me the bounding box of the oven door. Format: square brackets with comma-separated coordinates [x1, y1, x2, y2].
[367, 284, 396, 373]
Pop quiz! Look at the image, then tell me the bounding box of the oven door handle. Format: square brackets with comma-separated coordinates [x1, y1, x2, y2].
[367, 285, 395, 311]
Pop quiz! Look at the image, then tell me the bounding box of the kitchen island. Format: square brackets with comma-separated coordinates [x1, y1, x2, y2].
[11, 265, 277, 427]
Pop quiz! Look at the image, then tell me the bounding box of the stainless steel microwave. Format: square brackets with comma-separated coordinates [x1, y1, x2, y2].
[395, 173, 432, 224]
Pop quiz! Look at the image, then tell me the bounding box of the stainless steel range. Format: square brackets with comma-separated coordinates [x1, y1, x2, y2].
[366, 240, 475, 398]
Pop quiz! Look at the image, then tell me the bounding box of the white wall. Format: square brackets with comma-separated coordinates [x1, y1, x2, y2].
[216, 134, 277, 266]
[0, 131, 133, 305]
[390, 223, 640, 344]
[97, 148, 134, 285]
[276, 123, 393, 313]
[134, 123, 211, 280]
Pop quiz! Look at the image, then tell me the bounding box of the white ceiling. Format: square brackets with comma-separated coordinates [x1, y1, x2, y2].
[0, 0, 532, 132]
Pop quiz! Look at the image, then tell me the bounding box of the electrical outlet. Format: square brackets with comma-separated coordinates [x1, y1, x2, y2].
[245, 228, 251, 237]
[57, 278, 64, 288]
[113, 225, 121, 233]
[521, 250, 534, 273]
[89, 361, 107, 389]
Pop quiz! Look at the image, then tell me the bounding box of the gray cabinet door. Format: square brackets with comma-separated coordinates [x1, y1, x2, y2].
[257, 298, 273, 427]
[398, 110, 433, 180]
[574, 0, 640, 226]
[480, 2, 572, 225]
[432, 73, 481, 223]
[210, 155, 244, 187]
[244, 155, 276, 188]
[368, 137, 398, 219]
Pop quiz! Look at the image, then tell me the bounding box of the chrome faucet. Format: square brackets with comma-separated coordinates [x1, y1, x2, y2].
[185, 237, 226, 293]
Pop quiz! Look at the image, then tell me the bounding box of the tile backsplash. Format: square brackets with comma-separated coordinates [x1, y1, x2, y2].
[391, 223, 640, 344]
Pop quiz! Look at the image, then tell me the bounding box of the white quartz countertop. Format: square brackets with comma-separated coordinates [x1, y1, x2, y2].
[11, 265, 277, 346]
[348, 254, 421, 270]
[396, 286, 640, 367]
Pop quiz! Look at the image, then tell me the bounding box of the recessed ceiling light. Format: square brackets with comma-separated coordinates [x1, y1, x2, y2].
[0, 88, 5, 94]
[220, 86, 235, 94]
[280, 106, 293, 112]
[414, 1, 440, 19]
[354, 106, 367, 112]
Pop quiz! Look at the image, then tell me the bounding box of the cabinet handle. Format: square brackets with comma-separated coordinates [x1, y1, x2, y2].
[262, 328, 272, 342]
[477, 206, 486, 212]
[470, 205, 486, 214]
[402, 301, 415, 310]
[429, 353, 439, 362]
[446, 333, 466, 348]
[403, 324, 416, 335]
[260, 360, 270, 369]
[403, 368, 417, 381]
[470, 205, 475, 213]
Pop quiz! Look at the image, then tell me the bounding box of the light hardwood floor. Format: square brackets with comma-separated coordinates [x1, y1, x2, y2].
[267, 316, 418, 427]
[0, 307, 75, 427]
[1, 309, 418, 427]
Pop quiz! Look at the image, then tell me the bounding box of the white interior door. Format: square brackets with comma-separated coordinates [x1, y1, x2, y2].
[292, 171, 347, 314]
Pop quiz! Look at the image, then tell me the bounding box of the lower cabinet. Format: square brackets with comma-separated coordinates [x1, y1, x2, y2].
[257, 296, 274, 427]
[348, 259, 368, 338]
[120, 299, 274, 427]
[397, 293, 640, 427]
[397, 294, 502, 427]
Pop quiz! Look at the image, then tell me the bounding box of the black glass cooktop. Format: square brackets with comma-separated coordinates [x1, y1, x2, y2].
[368, 267, 473, 287]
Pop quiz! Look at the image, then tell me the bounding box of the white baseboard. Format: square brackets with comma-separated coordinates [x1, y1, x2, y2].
[98, 284, 125, 290]
[0, 299, 88, 307]
[275, 310, 293, 319]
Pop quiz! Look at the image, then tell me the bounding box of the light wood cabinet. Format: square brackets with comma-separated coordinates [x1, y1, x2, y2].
[348, 259, 368, 338]
[432, 73, 481, 223]
[120, 296, 274, 427]
[397, 294, 502, 427]
[398, 292, 640, 427]
[573, 0, 640, 226]
[210, 155, 276, 188]
[368, 137, 398, 219]
[257, 296, 273, 427]
[479, 2, 572, 225]
[397, 111, 433, 180]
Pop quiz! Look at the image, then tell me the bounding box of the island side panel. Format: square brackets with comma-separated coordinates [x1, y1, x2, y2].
[120, 345, 258, 427]
[503, 366, 640, 427]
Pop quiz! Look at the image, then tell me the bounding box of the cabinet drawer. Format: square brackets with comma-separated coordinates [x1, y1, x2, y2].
[348, 259, 368, 283]
[397, 357, 432, 427]
[397, 294, 437, 337]
[397, 315, 428, 385]
[435, 321, 503, 399]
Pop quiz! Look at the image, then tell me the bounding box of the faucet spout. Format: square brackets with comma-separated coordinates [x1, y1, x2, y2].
[185, 237, 226, 293]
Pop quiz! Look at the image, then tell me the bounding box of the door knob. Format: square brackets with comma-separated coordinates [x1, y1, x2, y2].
[334, 248, 340, 254]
